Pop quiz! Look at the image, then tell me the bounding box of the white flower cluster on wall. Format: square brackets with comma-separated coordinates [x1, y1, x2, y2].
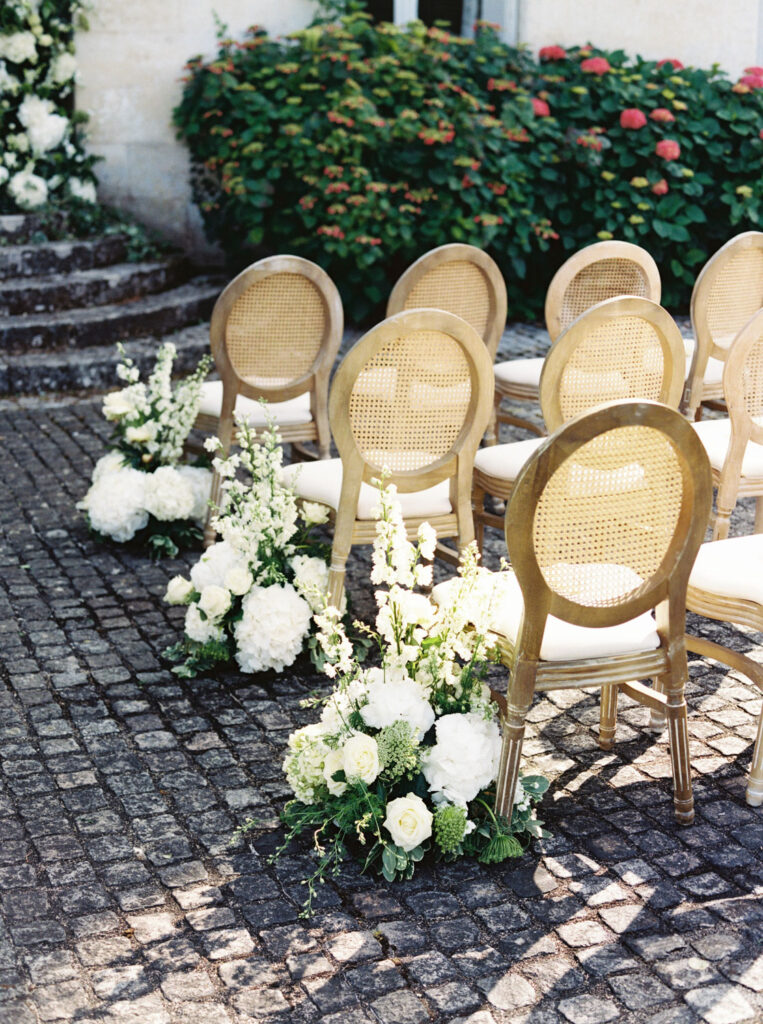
[0, 0, 96, 211]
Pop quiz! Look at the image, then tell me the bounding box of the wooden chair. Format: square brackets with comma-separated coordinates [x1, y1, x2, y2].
[493, 241, 661, 436]
[692, 307, 763, 540]
[473, 296, 687, 549]
[680, 535, 763, 806]
[281, 308, 494, 608]
[199, 255, 343, 544]
[683, 231, 763, 420]
[386, 243, 508, 444]
[482, 401, 712, 825]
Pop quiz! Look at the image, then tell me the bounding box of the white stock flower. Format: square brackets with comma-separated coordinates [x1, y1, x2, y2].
[223, 565, 253, 597]
[190, 541, 243, 591]
[421, 712, 501, 806]
[0, 32, 37, 64]
[197, 584, 231, 620]
[290, 554, 330, 612]
[301, 501, 329, 526]
[234, 583, 312, 673]
[18, 96, 67, 154]
[184, 603, 224, 645]
[49, 51, 77, 84]
[68, 176, 96, 203]
[417, 522, 436, 561]
[341, 733, 380, 785]
[77, 467, 149, 543]
[320, 676, 368, 733]
[164, 576, 194, 605]
[91, 450, 125, 483]
[383, 793, 433, 851]
[8, 168, 47, 209]
[322, 748, 346, 796]
[360, 669, 435, 741]
[175, 466, 212, 524]
[143, 466, 195, 522]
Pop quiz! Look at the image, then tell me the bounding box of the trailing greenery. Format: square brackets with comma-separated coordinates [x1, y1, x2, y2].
[174, 12, 763, 320]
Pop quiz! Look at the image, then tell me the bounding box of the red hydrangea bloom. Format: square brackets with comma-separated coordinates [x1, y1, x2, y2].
[650, 107, 676, 123]
[746, 66, 763, 74]
[651, 178, 669, 195]
[581, 56, 611, 75]
[539, 45, 566, 60]
[620, 108, 647, 129]
[532, 97, 551, 116]
[656, 139, 681, 161]
[657, 58, 684, 70]
[739, 73, 763, 89]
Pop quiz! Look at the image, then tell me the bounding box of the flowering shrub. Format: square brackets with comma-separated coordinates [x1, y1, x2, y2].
[239, 482, 548, 915]
[78, 344, 212, 557]
[0, 0, 98, 212]
[174, 15, 763, 318]
[164, 416, 333, 678]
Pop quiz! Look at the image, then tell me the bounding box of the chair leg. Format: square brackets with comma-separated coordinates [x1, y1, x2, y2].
[495, 663, 536, 817]
[712, 503, 733, 541]
[473, 483, 486, 555]
[203, 467, 224, 548]
[746, 706, 763, 807]
[647, 676, 667, 732]
[662, 670, 694, 825]
[599, 685, 619, 750]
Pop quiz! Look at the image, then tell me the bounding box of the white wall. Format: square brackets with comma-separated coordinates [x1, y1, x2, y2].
[75, 0, 316, 251]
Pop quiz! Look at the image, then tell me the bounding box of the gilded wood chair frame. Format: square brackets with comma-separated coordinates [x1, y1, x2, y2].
[321, 308, 494, 608]
[201, 255, 343, 544]
[386, 243, 508, 445]
[474, 296, 687, 546]
[493, 241, 661, 436]
[493, 401, 712, 826]
[683, 231, 763, 420]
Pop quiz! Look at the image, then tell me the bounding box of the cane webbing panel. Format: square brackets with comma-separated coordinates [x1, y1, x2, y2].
[741, 329, 763, 418]
[706, 248, 763, 351]
[533, 425, 683, 607]
[401, 261, 491, 339]
[561, 260, 651, 331]
[349, 330, 472, 472]
[558, 317, 666, 421]
[226, 273, 326, 385]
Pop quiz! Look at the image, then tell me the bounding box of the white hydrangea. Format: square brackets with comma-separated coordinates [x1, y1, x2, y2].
[283, 723, 331, 804]
[91, 450, 126, 483]
[68, 176, 96, 203]
[18, 95, 68, 154]
[290, 554, 330, 612]
[0, 32, 37, 65]
[234, 582, 312, 673]
[77, 467, 149, 543]
[184, 603, 224, 645]
[8, 168, 47, 209]
[175, 465, 212, 525]
[143, 466, 195, 522]
[49, 50, 77, 84]
[421, 712, 502, 806]
[360, 668, 435, 741]
[190, 541, 244, 592]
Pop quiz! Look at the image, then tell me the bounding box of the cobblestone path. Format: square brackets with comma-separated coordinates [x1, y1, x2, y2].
[0, 326, 762, 1024]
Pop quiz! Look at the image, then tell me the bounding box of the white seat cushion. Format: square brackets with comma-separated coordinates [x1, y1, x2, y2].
[474, 438, 544, 482]
[494, 357, 544, 387]
[689, 535, 763, 605]
[198, 380, 313, 427]
[281, 459, 453, 520]
[433, 569, 660, 662]
[692, 418, 763, 477]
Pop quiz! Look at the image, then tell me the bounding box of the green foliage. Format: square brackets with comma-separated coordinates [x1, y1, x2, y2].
[174, 17, 763, 320]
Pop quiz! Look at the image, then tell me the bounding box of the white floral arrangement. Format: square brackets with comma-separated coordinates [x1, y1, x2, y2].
[163, 414, 334, 678]
[78, 342, 213, 557]
[0, 0, 97, 212]
[239, 481, 549, 915]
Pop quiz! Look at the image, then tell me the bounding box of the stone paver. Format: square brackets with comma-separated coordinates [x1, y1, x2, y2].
[0, 320, 761, 1022]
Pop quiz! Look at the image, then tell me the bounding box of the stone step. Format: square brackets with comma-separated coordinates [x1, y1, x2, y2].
[0, 276, 222, 354]
[0, 323, 211, 395]
[0, 213, 38, 243]
[0, 257, 190, 316]
[0, 235, 130, 279]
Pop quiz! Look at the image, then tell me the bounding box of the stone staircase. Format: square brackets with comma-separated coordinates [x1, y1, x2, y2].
[0, 215, 222, 395]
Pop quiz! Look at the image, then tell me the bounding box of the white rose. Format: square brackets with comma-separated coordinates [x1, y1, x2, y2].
[301, 501, 330, 526]
[360, 671, 435, 741]
[68, 176, 96, 203]
[102, 389, 135, 420]
[322, 748, 346, 797]
[0, 32, 37, 64]
[125, 422, 157, 444]
[224, 565, 253, 596]
[190, 541, 243, 591]
[165, 576, 194, 605]
[197, 584, 231, 620]
[143, 466, 195, 522]
[383, 793, 433, 852]
[8, 169, 47, 210]
[421, 712, 501, 806]
[184, 603, 224, 645]
[342, 733, 380, 785]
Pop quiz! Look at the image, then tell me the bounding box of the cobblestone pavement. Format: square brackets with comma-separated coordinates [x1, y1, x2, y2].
[1, 323, 762, 1024]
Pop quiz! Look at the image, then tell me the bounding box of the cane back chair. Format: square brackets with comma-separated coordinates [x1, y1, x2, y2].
[199, 256, 343, 543]
[678, 535, 763, 806]
[493, 241, 661, 436]
[491, 401, 712, 825]
[683, 231, 763, 420]
[691, 307, 763, 539]
[282, 309, 494, 608]
[473, 296, 686, 548]
[387, 244, 508, 444]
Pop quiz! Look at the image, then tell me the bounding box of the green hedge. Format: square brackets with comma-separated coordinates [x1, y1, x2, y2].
[174, 13, 763, 322]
